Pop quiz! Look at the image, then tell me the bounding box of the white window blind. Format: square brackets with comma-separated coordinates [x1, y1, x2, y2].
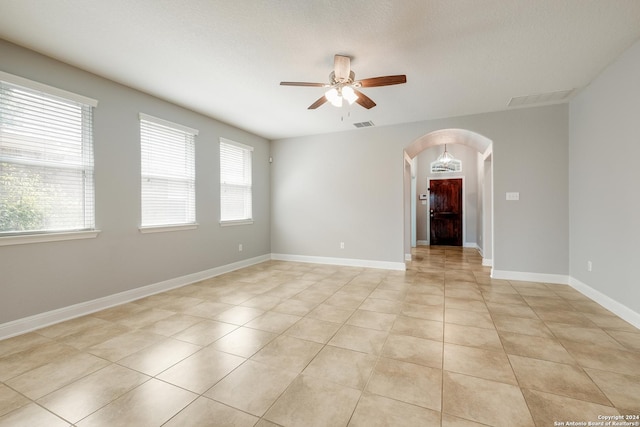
[220, 138, 253, 223]
[0, 76, 96, 235]
[140, 114, 197, 227]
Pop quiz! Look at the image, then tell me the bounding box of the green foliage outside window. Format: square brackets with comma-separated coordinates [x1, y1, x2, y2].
[0, 163, 45, 232]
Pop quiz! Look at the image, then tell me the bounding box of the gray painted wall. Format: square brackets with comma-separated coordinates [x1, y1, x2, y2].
[0, 38, 577, 326]
[414, 144, 478, 245]
[270, 130, 405, 263]
[569, 39, 640, 314]
[0, 40, 271, 324]
[271, 104, 569, 275]
[481, 154, 493, 261]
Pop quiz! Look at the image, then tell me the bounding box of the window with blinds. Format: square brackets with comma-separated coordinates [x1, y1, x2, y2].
[220, 138, 253, 223]
[0, 74, 96, 235]
[140, 113, 197, 228]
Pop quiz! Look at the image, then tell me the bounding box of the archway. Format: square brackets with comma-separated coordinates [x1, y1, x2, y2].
[403, 129, 494, 266]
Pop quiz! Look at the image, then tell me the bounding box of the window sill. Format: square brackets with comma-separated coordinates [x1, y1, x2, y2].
[139, 224, 198, 234]
[219, 219, 254, 227]
[0, 230, 101, 246]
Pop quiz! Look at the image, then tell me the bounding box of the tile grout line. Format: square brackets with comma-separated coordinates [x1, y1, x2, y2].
[484, 277, 539, 425]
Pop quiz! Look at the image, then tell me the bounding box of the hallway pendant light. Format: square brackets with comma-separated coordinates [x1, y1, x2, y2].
[437, 144, 455, 164]
[431, 144, 462, 173]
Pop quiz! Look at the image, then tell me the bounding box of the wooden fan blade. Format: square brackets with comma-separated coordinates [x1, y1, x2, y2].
[354, 89, 376, 109]
[308, 95, 328, 109]
[357, 75, 407, 87]
[334, 55, 351, 81]
[280, 81, 326, 87]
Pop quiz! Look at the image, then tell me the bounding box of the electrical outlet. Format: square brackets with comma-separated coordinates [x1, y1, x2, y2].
[340, 242, 345, 249]
[239, 244, 243, 252]
[587, 261, 592, 272]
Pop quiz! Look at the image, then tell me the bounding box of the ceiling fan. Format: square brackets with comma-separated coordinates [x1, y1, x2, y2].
[280, 54, 407, 110]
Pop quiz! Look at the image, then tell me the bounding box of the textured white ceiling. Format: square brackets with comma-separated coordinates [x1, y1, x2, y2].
[1, 0, 639, 140]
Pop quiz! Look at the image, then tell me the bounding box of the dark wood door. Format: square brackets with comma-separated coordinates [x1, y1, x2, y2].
[429, 178, 462, 246]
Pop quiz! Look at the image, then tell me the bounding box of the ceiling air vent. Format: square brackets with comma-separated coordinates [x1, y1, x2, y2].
[508, 89, 574, 107]
[353, 121, 375, 128]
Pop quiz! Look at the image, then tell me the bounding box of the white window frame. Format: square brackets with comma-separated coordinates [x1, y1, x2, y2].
[0, 71, 99, 246]
[219, 138, 253, 226]
[139, 113, 198, 233]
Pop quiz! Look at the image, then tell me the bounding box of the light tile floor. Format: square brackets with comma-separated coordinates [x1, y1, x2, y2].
[1, 246, 639, 426]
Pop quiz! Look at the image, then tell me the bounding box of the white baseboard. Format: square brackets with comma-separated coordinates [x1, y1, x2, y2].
[6, 254, 636, 342]
[405, 253, 412, 261]
[491, 269, 569, 285]
[417, 240, 429, 246]
[569, 277, 640, 329]
[477, 247, 493, 267]
[271, 253, 406, 271]
[0, 254, 271, 340]
[488, 269, 640, 327]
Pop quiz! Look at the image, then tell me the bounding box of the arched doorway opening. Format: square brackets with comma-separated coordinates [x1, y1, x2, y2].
[403, 129, 494, 266]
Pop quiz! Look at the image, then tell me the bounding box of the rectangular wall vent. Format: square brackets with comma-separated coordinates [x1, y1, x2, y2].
[508, 89, 574, 107]
[353, 121, 375, 128]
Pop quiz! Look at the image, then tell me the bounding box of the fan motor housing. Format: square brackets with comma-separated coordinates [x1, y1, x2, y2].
[330, 70, 356, 86]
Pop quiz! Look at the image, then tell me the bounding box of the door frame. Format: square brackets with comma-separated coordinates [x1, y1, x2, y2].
[427, 176, 465, 246]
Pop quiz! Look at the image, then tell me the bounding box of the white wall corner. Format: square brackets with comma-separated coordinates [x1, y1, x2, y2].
[491, 269, 569, 285]
[271, 253, 406, 271]
[0, 254, 271, 340]
[569, 277, 640, 329]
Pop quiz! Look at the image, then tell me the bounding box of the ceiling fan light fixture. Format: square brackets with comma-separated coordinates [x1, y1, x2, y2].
[342, 86, 358, 105]
[325, 86, 357, 107]
[325, 88, 342, 107]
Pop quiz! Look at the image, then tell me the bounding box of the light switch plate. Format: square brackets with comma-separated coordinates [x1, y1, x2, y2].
[506, 192, 520, 201]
